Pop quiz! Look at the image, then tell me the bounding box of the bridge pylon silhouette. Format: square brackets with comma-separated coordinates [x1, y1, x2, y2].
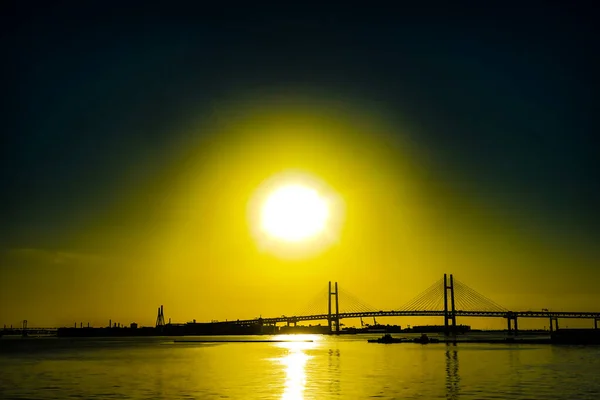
[324, 274, 463, 336]
[443, 274, 457, 336]
[328, 281, 340, 334]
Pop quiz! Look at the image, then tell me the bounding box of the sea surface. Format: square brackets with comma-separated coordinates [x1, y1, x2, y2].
[1, 333, 599, 399]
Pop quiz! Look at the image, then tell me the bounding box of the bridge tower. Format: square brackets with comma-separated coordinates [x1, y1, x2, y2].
[443, 274, 457, 336]
[155, 305, 165, 327]
[22, 320, 28, 337]
[328, 281, 340, 334]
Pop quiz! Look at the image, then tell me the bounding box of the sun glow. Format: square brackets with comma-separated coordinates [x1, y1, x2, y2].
[248, 170, 344, 259]
[261, 185, 329, 242]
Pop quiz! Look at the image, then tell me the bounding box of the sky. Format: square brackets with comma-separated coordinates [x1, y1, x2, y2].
[1, 2, 598, 329]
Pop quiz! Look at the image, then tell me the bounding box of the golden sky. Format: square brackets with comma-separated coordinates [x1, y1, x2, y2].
[1, 93, 598, 329]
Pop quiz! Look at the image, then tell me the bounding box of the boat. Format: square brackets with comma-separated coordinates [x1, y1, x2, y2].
[413, 333, 439, 344]
[368, 333, 442, 344]
[368, 334, 408, 343]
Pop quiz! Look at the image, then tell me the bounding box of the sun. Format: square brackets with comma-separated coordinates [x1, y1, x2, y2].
[261, 184, 329, 242]
[248, 170, 344, 258]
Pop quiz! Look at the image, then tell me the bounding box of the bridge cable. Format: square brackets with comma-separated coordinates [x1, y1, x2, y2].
[397, 278, 444, 311]
[453, 283, 486, 311]
[455, 280, 506, 312]
[419, 287, 445, 311]
[453, 278, 508, 312]
[293, 286, 329, 317]
[420, 285, 445, 311]
[338, 287, 379, 313]
[453, 285, 482, 311]
[406, 280, 445, 311]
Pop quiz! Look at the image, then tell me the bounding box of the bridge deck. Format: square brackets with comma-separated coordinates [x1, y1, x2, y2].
[233, 310, 600, 325]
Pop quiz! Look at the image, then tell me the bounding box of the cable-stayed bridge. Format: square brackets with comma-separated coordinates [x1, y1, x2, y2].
[5, 274, 599, 337]
[230, 274, 600, 335]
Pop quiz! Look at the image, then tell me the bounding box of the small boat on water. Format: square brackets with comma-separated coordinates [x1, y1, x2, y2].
[368, 333, 440, 344]
[413, 333, 440, 344]
[368, 334, 409, 344]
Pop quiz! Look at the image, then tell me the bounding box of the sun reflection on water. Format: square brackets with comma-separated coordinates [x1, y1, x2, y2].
[276, 335, 319, 400]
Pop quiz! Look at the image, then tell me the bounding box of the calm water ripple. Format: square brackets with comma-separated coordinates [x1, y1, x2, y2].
[1, 335, 600, 399]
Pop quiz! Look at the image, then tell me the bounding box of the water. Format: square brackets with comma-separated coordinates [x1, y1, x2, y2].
[1, 334, 600, 399]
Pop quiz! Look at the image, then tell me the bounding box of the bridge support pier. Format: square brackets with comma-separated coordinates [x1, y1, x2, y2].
[328, 281, 340, 335]
[594, 318, 599, 330]
[443, 274, 457, 337]
[506, 312, 519, 336]
[549, 317, 559, 332]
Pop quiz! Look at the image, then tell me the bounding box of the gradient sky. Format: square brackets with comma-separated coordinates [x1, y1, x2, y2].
[1, 3, 598, 329]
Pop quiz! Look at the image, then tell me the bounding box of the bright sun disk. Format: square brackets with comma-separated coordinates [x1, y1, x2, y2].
[261, 184, 329, 242]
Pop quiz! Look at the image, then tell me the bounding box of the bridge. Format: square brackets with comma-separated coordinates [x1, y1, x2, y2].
[229, 274, 600, 335]
[1, 320, 57, 336]
[4, 274, 599, 337]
